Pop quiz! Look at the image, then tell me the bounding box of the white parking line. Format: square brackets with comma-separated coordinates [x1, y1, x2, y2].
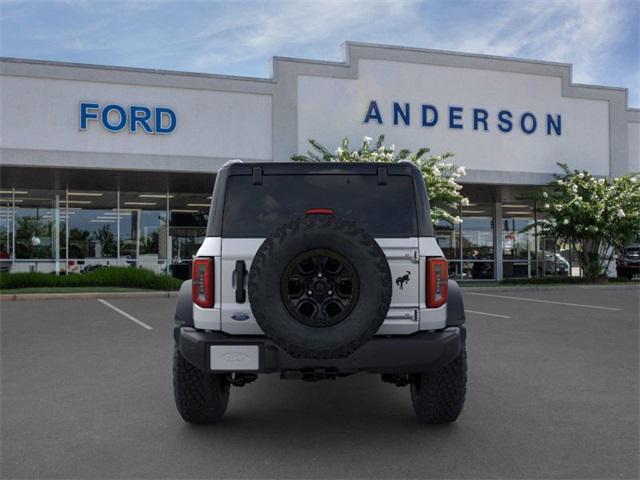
[97, 299, 153, 330]
[466, 292, 621, 311]
[466, 309, 511, 319]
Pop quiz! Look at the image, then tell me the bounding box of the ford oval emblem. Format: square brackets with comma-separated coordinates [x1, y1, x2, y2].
[231, 312, 250, 321]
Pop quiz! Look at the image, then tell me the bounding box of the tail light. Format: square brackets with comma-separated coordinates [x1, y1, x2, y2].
[305, 208, 335, 215]
[192, 257, 214, 308]
[427, 258, 448, 308]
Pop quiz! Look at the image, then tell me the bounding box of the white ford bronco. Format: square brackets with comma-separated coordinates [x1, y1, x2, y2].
[173, 161, 467, 423]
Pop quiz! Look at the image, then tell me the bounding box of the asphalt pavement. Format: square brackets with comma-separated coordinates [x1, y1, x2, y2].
[1, 285, 638, 479]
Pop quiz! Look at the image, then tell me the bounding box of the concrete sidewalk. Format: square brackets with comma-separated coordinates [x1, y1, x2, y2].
[0, 290, 178, 301]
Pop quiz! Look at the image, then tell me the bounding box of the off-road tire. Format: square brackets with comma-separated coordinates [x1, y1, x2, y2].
[173, 343, 230, 424]
[249, 215, 392, 359]
[410, 347, 467, 424]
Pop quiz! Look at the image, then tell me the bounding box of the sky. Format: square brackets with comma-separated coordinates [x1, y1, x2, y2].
[1, 0, 638, 106]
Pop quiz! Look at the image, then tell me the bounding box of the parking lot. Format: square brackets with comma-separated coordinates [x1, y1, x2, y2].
[1, 285, 638, 479]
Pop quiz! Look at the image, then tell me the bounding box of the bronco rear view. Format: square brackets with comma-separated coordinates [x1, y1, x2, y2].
[173, 161, 467, 424]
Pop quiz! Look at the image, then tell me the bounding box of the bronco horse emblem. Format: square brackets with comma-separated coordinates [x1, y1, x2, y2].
[395, 271, 411, 290]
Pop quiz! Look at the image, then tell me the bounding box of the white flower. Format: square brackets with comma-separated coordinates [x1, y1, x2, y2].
[456, 166, 467, 176]
[563, 219, 569, 225]
[544, 203, 550, 209]
[617, 209, 625, 218]
[335, 147, 343, 155]
[350, 151, 359, 159]
[453, 216, 462, 224]
[389, 144, 395, 152]
[557, 179, 564, 185]
[460, 197, 470, 206]
[363, 136, 372, 144]
[631, 176, 638, 183]
[542, 191, 548, 198]
[578, 172, 584, 178]
[555, 205, 563, 211]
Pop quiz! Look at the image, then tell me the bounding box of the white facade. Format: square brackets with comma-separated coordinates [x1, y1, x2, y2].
[1, 41, 637, 178]
[0, 42, 637, 280]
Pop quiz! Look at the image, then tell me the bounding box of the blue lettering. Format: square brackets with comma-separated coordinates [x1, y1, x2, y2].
[363, 100, 383, 124]
[101, 104, 127, 132]
[393, 102, 410, 126]
[473, 108, 489, 131]
[421, 104, 438, 127]
[497, 110, 513, 132]
[80, 102, 99, 130]
[546, 114, 561, 136]
[130, 105, 153, 133]
[155, 107, 176, 134]
[449, 106, 463, 129]
[520, 112, 537, 134]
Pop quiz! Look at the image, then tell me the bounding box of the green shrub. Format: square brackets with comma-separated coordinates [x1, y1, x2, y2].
[0, 267, 183, 291]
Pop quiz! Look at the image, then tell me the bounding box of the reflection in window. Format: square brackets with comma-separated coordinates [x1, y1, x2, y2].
[67, 192, 118, 268]
[461, 204, 494, 261]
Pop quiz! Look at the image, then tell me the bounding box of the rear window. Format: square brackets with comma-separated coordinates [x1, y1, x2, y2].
[222, 174, 418, 237]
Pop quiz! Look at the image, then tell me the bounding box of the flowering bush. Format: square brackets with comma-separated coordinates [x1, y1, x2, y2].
[292, 135, 468, 225]
[536, 163, 640, 279]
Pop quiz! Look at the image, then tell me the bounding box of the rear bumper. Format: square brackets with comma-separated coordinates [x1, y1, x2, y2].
[175, 326, 465, 375]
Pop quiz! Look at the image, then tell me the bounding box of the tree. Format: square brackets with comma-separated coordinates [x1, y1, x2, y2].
[535, 163, 640, 279]
[292, 135, 469, 225]
[92, 225, 117, 257]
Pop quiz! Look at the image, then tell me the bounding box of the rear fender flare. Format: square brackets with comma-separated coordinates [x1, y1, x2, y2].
[446, 280, 465, 326]
[175, 280, 194, 327]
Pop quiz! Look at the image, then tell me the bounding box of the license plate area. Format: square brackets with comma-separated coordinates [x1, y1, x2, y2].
[210, 345, 259, 371]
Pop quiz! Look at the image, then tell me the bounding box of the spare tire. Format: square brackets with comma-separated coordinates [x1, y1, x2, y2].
[248, 215, 391, 359]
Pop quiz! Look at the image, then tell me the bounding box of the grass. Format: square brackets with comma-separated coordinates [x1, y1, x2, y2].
[0, 267, 183, 291]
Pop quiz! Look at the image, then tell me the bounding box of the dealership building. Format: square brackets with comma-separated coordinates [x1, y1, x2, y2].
[1, 42, 638, 280]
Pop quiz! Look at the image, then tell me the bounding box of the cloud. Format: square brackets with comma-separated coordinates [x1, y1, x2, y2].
[441, 0, 631, 86]
[1, 0, 637, 104]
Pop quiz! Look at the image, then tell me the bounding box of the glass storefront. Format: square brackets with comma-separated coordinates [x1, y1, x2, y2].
[435, 200, 577, 280]
[435, 203, 495, 280]
[1, 184, 579, 280]
[0, 187, 210, 276]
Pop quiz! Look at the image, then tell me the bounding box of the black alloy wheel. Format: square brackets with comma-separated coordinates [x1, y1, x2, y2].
[281, 249, 360, 327]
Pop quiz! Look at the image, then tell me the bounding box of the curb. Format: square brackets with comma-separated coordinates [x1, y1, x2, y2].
[461, 283, 640, 292]
[0, 291, 179, 301]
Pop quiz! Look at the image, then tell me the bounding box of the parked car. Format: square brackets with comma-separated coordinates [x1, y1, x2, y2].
[0, 250, 10, 273]
[538, 252, 569, 276]
[617, 244, 640, 280]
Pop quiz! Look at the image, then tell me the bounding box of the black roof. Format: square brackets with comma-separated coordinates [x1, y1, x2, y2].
[224, 161, 420, 176]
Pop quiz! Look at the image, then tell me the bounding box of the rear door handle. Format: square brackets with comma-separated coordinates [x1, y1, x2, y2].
[234, 260, 247, 303]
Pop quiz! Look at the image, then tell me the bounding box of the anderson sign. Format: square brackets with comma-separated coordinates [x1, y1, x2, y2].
[363, 100, 562, 136]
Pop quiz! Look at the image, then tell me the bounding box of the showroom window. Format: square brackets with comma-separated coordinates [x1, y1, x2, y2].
[434, 202, 495, 280]
[0, 187, 209, 276]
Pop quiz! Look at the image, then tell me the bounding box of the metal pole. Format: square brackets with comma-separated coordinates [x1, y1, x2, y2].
[54, 193, 60, 275]
[116, 189, 120, 264]
[533, 200, 539, 278]
[12, 188, 16, 271]
[65, 188, 69, 275]
[495, 200, 503, 281]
